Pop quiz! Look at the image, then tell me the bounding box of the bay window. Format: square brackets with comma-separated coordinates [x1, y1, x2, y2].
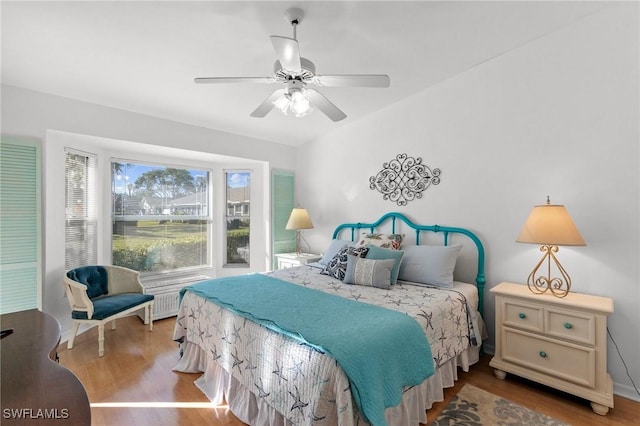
[111, 160, 211, 274]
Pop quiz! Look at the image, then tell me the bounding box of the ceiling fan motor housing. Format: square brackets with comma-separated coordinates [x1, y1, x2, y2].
[274, 57, 316, 81]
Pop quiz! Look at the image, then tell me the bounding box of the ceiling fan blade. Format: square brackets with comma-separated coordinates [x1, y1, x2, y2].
[270, 36, 301, 73]
[250, 89, 287, 118]
[315, 74, 390, 88]
[305, 89, 347, 122]
[195, 77, 274, 84]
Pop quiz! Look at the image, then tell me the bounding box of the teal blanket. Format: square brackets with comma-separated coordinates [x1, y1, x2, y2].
[181, 274, 434, 426]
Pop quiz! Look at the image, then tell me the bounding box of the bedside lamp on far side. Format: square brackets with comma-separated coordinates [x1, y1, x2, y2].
[516, 196, 586, 298]
[286, 207, 314, 255]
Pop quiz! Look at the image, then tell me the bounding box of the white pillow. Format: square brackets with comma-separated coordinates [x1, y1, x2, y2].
[319, 239, 353, 265]
[398, 244, 462, 288]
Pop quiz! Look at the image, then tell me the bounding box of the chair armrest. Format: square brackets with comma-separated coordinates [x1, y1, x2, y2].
[63, 276, 94, 319]
[105, 265, 144, 294]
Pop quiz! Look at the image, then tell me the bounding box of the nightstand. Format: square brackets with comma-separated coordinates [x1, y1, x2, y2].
[275, 252, 322, 269]
[489, 282, 614, 415]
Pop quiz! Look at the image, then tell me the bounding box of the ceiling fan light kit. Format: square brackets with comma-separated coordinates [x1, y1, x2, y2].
[273, 86, 313, 117]
[195, 8, 390, 122]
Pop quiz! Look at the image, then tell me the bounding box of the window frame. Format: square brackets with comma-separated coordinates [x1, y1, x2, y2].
[109, 157, 214, 276]
[65, 148, 98, 271]
[223, 169, 252, 268]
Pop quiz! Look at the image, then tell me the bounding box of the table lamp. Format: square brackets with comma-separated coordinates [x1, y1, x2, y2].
[516, 197, 586, 298]
[285, 207, 314, 255]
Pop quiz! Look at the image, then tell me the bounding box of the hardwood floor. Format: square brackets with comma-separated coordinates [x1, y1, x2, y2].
[58, 315, 639, 426]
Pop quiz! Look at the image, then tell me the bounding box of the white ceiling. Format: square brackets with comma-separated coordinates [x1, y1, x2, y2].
[1, 1, 610, 146]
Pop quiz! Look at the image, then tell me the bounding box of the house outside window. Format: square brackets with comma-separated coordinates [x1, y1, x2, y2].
[225, 170, 251, 266]
[111, 161, 211, 274]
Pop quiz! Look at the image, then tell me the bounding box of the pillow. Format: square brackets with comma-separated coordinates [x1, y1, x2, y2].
[354, 233, 404, 250]
[319, 239, 354, 265]
[365, 245, 405, 285]
[320, 245, 369, 281]
[343, 255, 394, 289]
[67, 265, 109, 299]
[398, 244, 462, 288]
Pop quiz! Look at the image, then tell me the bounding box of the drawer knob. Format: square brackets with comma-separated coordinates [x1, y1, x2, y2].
[539, 351, 547, 358]
[564, 322, 573, 329]
[518, 313, 526, 319]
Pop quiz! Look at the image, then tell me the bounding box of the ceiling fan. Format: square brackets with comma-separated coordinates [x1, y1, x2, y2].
[195, 8, 390, 122]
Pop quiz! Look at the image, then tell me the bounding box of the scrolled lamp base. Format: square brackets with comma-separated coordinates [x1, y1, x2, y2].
[526, 245, 572, 298]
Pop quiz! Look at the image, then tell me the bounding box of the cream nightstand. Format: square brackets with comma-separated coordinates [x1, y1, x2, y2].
[275, 252, 322, 269]
[489, 282, 614, 415]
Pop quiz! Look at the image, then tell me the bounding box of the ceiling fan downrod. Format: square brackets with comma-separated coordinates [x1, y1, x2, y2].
[284, 7, 304, 40]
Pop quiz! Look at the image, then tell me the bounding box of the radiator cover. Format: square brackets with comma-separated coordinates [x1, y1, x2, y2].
[138, 275, 209, 320]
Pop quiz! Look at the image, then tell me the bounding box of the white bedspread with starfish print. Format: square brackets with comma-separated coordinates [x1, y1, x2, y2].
[173, 264, 480, 425]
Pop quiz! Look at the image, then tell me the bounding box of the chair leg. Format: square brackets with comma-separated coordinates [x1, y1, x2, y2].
[148, 303, 154, 331]
[67, 322, 80, 350]
[98, 323, 105, 357]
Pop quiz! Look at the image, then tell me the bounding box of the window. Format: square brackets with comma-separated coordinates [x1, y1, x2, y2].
[225, 171, 250, 266]
[111, 161, 210, 274]
[65, 149, 98, 270]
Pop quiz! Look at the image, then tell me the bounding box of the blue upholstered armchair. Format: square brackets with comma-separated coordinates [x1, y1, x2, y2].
[63, 265, 154, 357]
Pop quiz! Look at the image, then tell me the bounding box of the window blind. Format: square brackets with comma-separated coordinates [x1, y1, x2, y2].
[65, 149, 98, 270]
[271, 171, 295, 268]
[0, 138, 41, 314]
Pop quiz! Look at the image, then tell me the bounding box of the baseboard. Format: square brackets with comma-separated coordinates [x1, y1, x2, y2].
[482, 343, 495, 355]
[60, 323, 93, 345]
[613, 383, 640, 402]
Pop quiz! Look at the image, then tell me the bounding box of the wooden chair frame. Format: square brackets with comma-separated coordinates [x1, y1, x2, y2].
[63, 265, 153, 357]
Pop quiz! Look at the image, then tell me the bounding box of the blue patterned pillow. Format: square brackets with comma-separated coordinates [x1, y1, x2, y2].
[320, 245, 369, 281]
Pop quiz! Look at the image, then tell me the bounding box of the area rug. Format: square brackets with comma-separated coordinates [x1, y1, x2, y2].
[431, 384, 570, 425]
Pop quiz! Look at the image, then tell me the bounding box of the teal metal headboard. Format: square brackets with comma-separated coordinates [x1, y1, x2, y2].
[332, 212, 486, 317]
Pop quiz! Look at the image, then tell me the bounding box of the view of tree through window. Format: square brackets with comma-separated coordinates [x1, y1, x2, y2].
[111, 161, 210, 273]
[225, 171, 250, 266]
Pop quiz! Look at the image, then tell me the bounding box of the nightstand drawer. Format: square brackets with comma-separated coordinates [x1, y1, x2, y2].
[503, 299, 543, 332]
[546, 307, 595, 345]
[502, 328, 595, 388]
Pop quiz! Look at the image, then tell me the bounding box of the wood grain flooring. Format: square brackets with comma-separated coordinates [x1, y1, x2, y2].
[58, 315, 639, 426]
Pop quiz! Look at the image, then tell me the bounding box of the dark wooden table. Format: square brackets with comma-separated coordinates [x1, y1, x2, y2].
[1, 309, 91, 425]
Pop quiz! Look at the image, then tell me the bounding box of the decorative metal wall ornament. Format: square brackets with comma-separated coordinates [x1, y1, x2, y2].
[369, 153, 441, 206]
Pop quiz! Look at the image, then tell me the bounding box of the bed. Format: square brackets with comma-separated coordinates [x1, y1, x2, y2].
[173, 212, 486, 426]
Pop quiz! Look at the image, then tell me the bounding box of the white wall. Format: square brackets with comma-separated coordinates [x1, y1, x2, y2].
[1, 2, 637, 402]
[1, 85, 296, 337]
[296, 4, 639, 400]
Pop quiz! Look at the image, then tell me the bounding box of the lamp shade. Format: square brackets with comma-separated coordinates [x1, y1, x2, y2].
[516, 202, 586, 246]
[285, 208, 314, 230]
